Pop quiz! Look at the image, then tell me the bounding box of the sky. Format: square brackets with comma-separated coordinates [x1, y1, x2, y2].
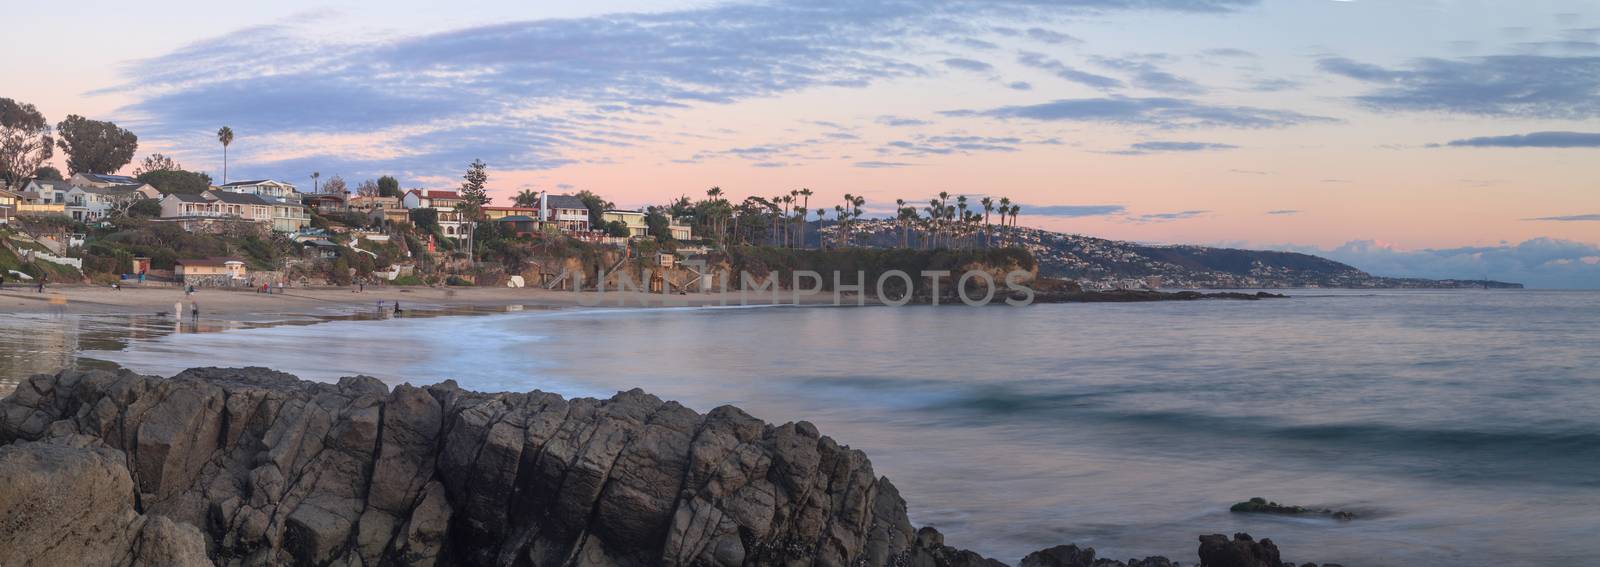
[6, 0, 1600, 287]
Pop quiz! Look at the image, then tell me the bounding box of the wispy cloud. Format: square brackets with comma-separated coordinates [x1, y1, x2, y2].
[1527, 213, 1600, 221]
[1017, 52, 1125, 90]
[1442, 131, 1600, 148]
[1129, 209, 1210, 222]
[1318, 55, 1600, 118]
[1266, 209, 1300, 215]
[944, 96, 1331, 129]
[942, 58, 995, 72]
[853, 160, 917, 169]
[103, 0, 1264, 181]
[1113, 140, 1239, 154]
[1092, 54, 1207, 94]
[1021, 204, 1127, 217]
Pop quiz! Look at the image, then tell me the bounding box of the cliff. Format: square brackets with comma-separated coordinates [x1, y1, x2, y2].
[0, 368, 1330, 566]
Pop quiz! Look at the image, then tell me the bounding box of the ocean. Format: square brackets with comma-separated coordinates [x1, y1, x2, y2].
[8, 290, 1599, 565]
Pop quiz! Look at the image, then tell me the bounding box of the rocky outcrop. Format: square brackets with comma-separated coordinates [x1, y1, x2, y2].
[0, 368, 1330, 566]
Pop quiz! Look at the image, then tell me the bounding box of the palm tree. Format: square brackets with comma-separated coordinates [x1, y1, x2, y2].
[980, 197, 994, 248]
[311, 171, 321, 193]
[797, 188, 813, 248]
[514, 189, 539, 208]
[1009, 204, 1021, 243]
[216, 127, 234, 184]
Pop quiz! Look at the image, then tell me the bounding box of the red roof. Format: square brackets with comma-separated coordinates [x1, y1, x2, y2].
[425, 190, 460, 199]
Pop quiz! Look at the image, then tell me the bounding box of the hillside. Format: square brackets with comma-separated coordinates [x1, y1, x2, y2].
[826, 220, 1522, 289]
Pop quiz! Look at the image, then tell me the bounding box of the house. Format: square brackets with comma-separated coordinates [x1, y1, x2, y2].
[175, 257, 247, 284]
[302, 239, 341, 259]
[483, 205, 538, 220]
[348, 195, 400, 211]
[65, 185, 142, 222]
[135, 185, 163, 199]
[600, 210, 649, 238]
[403, 190, 467, 238]
[69, 172, 140, 188]
[0, 189, 17, 224]
[668, 219, 694, 240]
[216, 180, 299, 203]
[157, 191, 276, 232]
[272, 202, 311, 234]
[495, 215, 541, 238]
[540, 194, 591, 232]
[21, 179, 71, 205]
[304, 193, 348, 212]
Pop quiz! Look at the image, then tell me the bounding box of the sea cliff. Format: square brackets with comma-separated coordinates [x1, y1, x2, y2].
[0, 368, 1333, 566]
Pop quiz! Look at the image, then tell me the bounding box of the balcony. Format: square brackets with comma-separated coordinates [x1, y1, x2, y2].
[17, 203, 66, 215]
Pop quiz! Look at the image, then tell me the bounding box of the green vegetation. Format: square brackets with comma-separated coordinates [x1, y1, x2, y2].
[56, 114, 137, 175]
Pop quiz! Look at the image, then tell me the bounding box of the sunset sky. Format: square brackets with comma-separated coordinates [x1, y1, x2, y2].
[6, 0, 1599, 286]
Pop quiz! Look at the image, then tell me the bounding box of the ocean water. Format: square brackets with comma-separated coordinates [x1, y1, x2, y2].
[38, 290, 1600, 564]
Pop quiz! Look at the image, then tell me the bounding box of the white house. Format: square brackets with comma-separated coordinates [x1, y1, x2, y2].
[65, 185, 142, 222]
[21, 179, 72, 205]
[217, 179, 300, 203]
[158, 190, 279, 231]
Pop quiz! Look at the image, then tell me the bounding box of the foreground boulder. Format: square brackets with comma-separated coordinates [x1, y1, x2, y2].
[0, 368, 1328, 566]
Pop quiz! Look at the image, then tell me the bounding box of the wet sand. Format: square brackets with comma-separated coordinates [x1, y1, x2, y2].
[0, 284, 844, 321]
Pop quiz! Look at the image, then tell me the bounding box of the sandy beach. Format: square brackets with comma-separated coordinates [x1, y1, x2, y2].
[0, 283, 847, 320]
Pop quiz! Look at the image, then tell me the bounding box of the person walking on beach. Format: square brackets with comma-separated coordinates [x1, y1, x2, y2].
[191, 301, 199, 322]
[138, 270, 145, 284]
[37, 274, 47, 293]
[0, 273, 6, 290]
[174, 301, 182, 319]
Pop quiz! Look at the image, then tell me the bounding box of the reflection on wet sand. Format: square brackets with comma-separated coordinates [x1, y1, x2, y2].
[0, 303, 551, 396]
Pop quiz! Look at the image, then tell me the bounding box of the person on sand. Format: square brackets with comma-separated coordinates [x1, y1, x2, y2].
[37, 274, 47, 293]
[174, 301, 182, 319]
[1, 273, 6, 290]
[191, 301, 199, 321]
[393, 301, 403, 314]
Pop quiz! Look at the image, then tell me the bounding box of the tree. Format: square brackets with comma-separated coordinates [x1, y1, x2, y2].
[514, 189, 539, 208]
[980, 197, 994, 248]
[409, 208, 439, 231]
[322, 175, 347, 195]
[604, 220, 630, 238]
[216, 126, 234, 183]
[573, 189, 613, 227]
[0, 98, 53, 189]
[127, 198, 162, 218]
[132, 153, 182, 176]
[645, 208, 673, 243]
[457, 159, 491, 221]
[376, 175, 401, 198]
[138, 169, 213, 194]
[311, 171, 321, 193]
[33, 166, 62, 181]
[356, 178, 380, 197]
[797, 188, 812, 248]
[56, 114, 137, 175]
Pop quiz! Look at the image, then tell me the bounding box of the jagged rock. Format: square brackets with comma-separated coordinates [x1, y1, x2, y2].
[0, 368, 1331, 567]
[1229, 498, 1354, 521]
[1197, 533, 1281, 567]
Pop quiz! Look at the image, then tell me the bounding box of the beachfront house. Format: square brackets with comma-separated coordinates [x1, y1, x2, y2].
[69, 172, 140, 188]
[495, 215, 541, 238]
[65, 185, 143, 222]
[218, 180, 300, 203]
[668, 219, 693, 240]
[272, 201, 311, 233]
[600, 210, 649, 238]
[403, 189, 468, 238]
[157, 191, 278, 232]
[304, 192, 348, 212]
[175, 257, 247, 284]
[540, 193, 592, 233]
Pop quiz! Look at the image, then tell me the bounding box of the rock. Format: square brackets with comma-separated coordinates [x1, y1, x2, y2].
[1229, 497, 1355, 521]
[1198, 533, 1282, 567]
[0, 367, 1335, 567]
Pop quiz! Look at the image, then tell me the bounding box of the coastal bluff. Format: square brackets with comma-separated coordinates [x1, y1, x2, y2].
[0, 368, 1328, 567]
